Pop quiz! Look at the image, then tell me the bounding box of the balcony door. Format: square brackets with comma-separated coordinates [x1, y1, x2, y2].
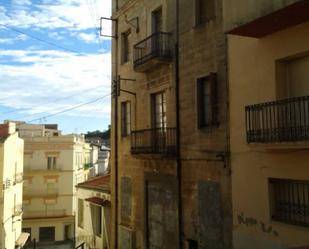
[276, 55, 309, 140]
[151, 8, 163, 56]
[151, 92, 166, 153]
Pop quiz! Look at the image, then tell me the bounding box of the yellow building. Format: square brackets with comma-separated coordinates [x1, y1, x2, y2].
[75, 175, 111, 249]
[14, 123, 88, 247]
[0, 122, 28, 249]
[110, 0, 231, 248]
[225, 1, 309, 248]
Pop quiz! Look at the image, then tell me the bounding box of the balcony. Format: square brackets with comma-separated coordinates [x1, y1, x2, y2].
[131, 128, 176, 156]
[23, 209, 67, 219]
[133, 32, 172, 72]
[246, 95, 309, 144]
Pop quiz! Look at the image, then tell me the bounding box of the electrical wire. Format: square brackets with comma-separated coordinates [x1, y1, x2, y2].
[0, 86, 107, 116]
[0, 24, 88, 55]
[27, 93, 111, 123]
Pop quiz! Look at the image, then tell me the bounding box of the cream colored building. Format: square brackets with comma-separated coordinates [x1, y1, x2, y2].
[13, 122, 88, 248]
[75, 175, 111, 249]
[225, 1, 309, 249]
[0, 122, 27, 249]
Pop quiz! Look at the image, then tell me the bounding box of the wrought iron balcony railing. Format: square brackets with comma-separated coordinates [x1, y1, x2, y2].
[131, 127, 176, 156]
[133, 32, 172, 71]
[246, 95, 309, 143]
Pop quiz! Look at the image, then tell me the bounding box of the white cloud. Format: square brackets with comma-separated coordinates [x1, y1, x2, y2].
[0, 34, 28, 44]
[78, 32, 98, 43]
[0, 49, 111, 120]
[0, 0, 112, 36]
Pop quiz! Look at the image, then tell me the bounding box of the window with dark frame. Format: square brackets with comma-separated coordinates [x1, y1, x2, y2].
[194, 0, 216, 26]
[47, 156, 56, 170]
[121, 30, 131, 63]
[197, 73, 218, 128]
[121, 101, 131, 137]
[151, 92, 166, 129]
[269, 178, 309, 227]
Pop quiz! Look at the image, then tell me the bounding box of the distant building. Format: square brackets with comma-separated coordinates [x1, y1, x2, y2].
[75, 175, 111, 249]
[0, 122, 28, 249]
[97, 146, 110, 176]
[12, 122, 88, 248]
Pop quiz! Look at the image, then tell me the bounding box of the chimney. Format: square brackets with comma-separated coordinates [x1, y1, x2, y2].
[0, 122, 16, 137]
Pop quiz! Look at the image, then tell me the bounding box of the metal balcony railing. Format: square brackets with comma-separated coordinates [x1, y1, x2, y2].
[131, 127, 176, 156]
[133, 32, 172, 70]
[23, 209, 66, 219]
[246, 95, 309, 143]
[270, 178, 309, 227]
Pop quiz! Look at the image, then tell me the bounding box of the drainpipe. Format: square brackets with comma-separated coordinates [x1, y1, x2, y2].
[175, 0, 183, 249]
[113, 18, 119, 249]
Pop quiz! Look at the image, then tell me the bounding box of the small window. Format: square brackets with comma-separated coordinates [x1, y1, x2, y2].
[121, 30, 131, 63]
[121, 101, 131, 137]
[197, 73, 218, 128]
[47, 156, 57, 170]
[194, 0, 215, 26]
[78, 199, 84, 228]
[269, 178, 309, 227]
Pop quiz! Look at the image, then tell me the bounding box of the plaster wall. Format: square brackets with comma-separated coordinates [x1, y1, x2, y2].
[228, 21, 309, 249]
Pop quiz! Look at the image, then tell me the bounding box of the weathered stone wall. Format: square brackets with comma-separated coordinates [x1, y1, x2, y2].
[111, 0, 232, 249]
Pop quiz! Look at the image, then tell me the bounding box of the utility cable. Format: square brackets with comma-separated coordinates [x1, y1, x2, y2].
[1, 85, 106, 116]
[27, 93, 111, 123]
[0, 24, 88, 55]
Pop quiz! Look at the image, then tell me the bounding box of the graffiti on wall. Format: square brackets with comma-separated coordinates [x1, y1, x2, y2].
[237, 212, 279, 237]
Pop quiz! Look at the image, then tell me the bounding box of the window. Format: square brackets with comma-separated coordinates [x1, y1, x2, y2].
[269, 178, 309, 227]
[121, 101, 131, 137]
[39, 227, 55, 242]
[197, 73, 218, 128]
[78, 199, 84, 228]
[151, 92, 166, 129]
[47, 182, 56, 195]
[95, 205, 102, 236]
[152, 7, 163, 33]
[194, 0, 215, 26]
[47, 156, 57, 170]
[121, 30, 131, 63]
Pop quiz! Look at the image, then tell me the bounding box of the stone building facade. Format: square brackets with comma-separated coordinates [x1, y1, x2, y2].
[225, 1, 309, 249]
[110, 0, 231, 249]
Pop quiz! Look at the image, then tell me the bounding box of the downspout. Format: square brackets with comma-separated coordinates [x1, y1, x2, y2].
[113, 17, 119, 249]
[175, 0, 183, 249]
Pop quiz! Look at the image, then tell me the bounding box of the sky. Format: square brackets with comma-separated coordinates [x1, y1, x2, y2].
[0, 0, 112, 134]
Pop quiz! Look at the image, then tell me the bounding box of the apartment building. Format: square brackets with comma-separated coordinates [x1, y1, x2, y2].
[0, 122, 27, 249]
[75, 175, 111, 249]
[225, 1, 309, 248]
[14, 122, 88, 248]
[110, 0, 231, 249]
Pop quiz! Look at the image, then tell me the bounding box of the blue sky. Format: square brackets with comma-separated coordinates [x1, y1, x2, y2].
[0, 0, 112, 134]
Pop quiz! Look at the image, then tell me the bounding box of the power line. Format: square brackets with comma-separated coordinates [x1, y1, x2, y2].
[0, 24, 87, 55]
[27, 93, 111, 123]
[1, 86, 106, 116]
